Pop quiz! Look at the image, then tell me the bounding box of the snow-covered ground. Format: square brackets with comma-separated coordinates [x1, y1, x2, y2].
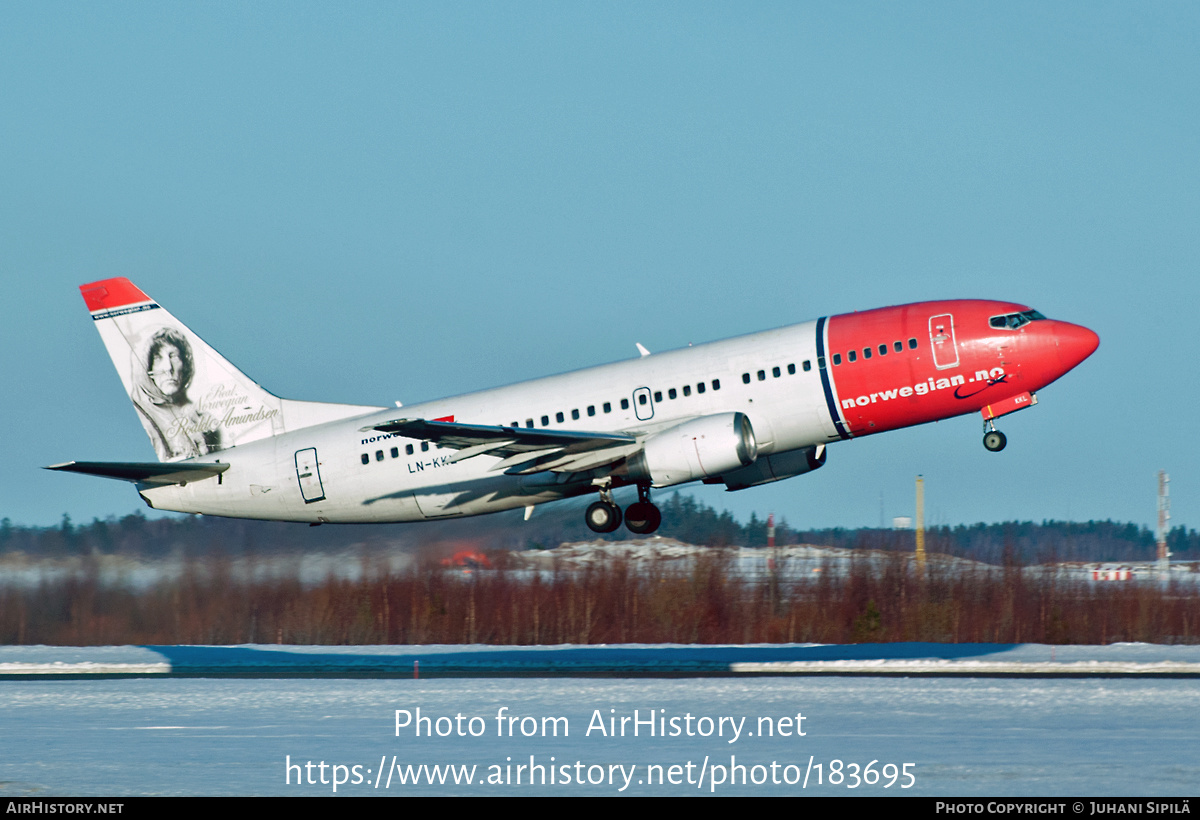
[0, 670, 1195, 796]
[4, 539, 1195, 588]
[0, 547, 416, 589]
[508, 538, 1200, 584]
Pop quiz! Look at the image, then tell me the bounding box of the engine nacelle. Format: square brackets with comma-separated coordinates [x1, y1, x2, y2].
[624, 412, 757, 488]
[714, 444, 826, 491]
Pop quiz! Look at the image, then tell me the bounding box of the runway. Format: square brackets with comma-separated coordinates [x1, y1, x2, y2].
[3, 642, 1200, 678]
[3, 643, 1196, 796]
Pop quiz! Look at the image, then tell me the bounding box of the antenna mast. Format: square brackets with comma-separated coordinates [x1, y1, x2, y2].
[915, 475, 925, 568]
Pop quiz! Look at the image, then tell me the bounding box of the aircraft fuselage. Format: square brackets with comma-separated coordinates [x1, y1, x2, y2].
[134, 298, 1098, 525]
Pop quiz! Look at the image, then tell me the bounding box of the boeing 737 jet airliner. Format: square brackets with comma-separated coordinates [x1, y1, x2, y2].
[50, 279, 1098, 534]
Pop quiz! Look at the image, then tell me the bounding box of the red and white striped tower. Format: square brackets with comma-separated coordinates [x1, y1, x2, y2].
[1157, 471, 1170, 575]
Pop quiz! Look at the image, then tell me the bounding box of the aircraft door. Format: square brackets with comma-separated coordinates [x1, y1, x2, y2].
[294, 448, 326, 503]
[928, 313, 960, 370]
[633, 387, 654, 421]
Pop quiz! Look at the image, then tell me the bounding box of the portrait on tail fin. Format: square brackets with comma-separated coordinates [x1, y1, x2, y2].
[130, 326, 222, 460]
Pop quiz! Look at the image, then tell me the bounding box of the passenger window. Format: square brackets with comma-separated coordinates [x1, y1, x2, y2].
[879, 344, 887, 356]
[682, 385, 691, 396]
[620, 398, 629, 410]
[541, 415, 549, 426]
[742, 373, 751, 384]
[406, 444, 414, 455]
[712, 379, 720, 390]
[390, 447, 399, 459]
[787, 363, 796, 375]
[757, 370, 766, 381]
[848, 350, 857, 363]
[526, 419, 534, 428]
[832, 354, 842, 366]
[509, 421, 518, 428]
[863, 348, 871, 359]
[908, 338, 918, 349]
[603, 402, 611, 413]
[420, 442, 429, 452]
[803, 360, 811, 371]
[668, 388, 677, 400]
[587, 406, 596, 416]
[894, 341, 903, 352]
[697, 382, 706, 394]
[772, 366, 781, 377]
[638, 394, 647, 405]
[554, 411, 563, 423]
[376, 450, 384, 462]
[361, 453, 369, 465]
[654, 391, 662, 402]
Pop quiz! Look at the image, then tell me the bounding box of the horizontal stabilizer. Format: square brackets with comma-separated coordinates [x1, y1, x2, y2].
[46, 461, 230, 486]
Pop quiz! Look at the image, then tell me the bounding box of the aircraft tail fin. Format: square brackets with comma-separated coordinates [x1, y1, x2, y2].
[81, 278, 383, 462]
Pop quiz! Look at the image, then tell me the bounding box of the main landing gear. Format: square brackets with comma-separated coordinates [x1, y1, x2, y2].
[585, 484, 661, 535]
[983, 418, 1007, 452]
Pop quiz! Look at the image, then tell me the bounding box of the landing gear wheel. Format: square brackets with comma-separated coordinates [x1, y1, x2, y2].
[624, 501, 662, 535]
[983, 430, 1007, 452]
[585, 501, 622, 533]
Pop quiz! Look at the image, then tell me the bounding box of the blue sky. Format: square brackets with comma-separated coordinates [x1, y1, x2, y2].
[2, 3, 1196, 533]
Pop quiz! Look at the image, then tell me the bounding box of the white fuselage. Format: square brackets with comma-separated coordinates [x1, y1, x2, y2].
[141, 321, 830, 523]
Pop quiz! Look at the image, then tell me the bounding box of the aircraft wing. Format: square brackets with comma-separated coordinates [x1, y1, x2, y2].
[368, 418, 638, 475]
[46, 461, 230, 486]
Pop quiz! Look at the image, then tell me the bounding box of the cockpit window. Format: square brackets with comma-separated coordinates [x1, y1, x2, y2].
[989, 310, 1046, 330]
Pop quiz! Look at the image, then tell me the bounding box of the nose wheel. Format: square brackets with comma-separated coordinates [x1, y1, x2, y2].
[982, 419, 1007, 452]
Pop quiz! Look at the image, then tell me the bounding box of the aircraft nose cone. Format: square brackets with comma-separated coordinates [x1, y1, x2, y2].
[1055, 322, 1100, 372]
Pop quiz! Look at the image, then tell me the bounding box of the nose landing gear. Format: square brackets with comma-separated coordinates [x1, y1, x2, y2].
[983, 418, 1007, 452]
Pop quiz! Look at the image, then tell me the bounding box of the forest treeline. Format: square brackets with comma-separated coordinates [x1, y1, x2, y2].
[4, 497, 1199, 646]
[2, 492, 1195, 564]
[3, 548, 1197, 646]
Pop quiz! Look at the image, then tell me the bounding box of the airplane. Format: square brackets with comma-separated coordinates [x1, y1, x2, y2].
[49, 278, 1099, 534]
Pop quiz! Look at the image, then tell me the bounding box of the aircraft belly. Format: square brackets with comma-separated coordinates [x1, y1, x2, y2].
[773, 404, 831, 452]
[413, 490, 466, 518]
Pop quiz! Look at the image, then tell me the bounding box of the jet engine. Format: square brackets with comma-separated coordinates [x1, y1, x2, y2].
[713, 444, 826, 491]
[624, 412, 757, 488]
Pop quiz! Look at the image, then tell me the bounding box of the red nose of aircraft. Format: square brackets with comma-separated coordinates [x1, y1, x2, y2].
[1054, 321, 1100, 373]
